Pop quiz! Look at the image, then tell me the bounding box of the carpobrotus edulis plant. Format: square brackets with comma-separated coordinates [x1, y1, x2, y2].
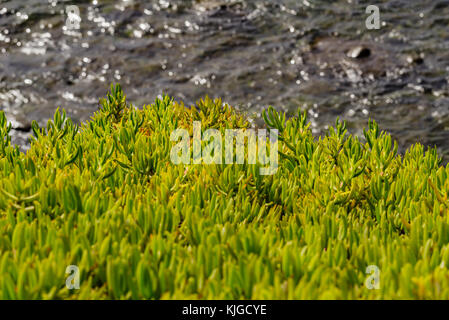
[0, 84, 448, 299]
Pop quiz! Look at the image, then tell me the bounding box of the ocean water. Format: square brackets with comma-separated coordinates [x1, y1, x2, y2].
[0, 0, 448, 159]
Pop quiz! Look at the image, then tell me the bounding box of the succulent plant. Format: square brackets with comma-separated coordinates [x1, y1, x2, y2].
[0, 84, 448, 299]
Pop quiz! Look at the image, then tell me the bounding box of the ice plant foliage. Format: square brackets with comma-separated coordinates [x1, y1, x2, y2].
[0, 84, 449, 299]
[170, 121, 278, 175]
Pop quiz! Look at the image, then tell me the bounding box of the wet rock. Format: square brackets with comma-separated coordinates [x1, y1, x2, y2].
[307, 37, 406, 80]
[346, 46, 371, 59]
[415, 57, 424, 65]
[405, 54, 424, 65]
[6, 113, 32, 132]
[11, 121, 31, 132]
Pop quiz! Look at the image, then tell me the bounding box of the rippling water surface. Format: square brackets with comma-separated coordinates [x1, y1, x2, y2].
[1, 0, 449, 159]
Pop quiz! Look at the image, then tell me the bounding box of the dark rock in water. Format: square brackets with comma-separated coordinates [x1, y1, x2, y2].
[405, 54, 424, 65]
[307, 37, 398, 79]
[9, 115, 32, 132]
[415, 57, 424, 65]
[346, 46, 371, 59]
[12, 123, 31, 132]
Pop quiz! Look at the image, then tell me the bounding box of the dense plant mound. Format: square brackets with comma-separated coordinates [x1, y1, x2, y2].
[1, 85, 449, 299]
